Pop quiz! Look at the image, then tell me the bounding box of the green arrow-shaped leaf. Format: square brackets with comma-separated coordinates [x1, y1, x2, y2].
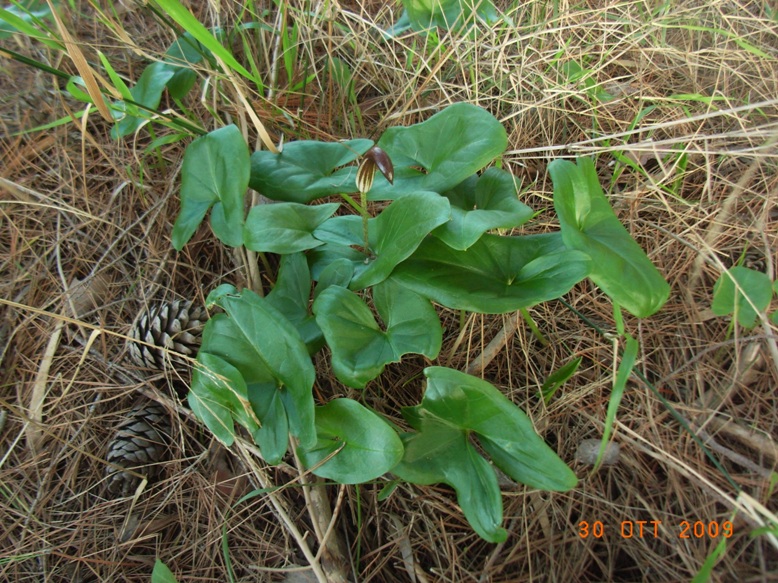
[189, 352, 260, 446]
[199, 288, 316, 448]
[249, 139, 373, 202]
[420, 367, 578, 491]
[246, 381, 288, 464]
[368, 103, 507, 200]
[265, 253, 323, 353]
[172, 125, 249, 249]
[403, 0, 500, 32]
[392, 232, 590, 313]
[433, 168, 533, 250]
[312, 191, 451, 290]
[312, 280, 441, 388]
[164, 32, 207, 98]
[711, 266, 773, 328]
[244, 201, 339, 254]
[550, 157, 670, 317]
[393, 366, 577, 541]
[112, 61, 176, 139]
[298, 398, 404, 484]
[392, 415, 506, 542]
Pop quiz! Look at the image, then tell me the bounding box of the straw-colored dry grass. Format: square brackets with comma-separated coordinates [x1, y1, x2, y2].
[2, 0, 777, 581]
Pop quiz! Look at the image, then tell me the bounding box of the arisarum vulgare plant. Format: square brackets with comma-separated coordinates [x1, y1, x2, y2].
[172, 102, 669, 542]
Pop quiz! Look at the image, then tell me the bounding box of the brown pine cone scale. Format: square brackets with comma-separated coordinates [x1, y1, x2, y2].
[128, 299, 208, 369]
[105, 401, 173, 497]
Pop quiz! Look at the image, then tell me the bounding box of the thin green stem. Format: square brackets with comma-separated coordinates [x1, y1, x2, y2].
[339, 192, 364, 214]
[360, 190, 369, 257]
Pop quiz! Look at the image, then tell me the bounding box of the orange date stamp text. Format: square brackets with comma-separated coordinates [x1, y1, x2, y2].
[578, 520, 733, 539]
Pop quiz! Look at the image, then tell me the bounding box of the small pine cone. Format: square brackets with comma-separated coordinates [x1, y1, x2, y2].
[105, 401, 173, 497]
[128, 299, 208, 369]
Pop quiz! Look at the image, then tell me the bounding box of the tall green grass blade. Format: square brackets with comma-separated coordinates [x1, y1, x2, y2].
[0, 45, 69, 78]
[690, 536, 727, 583]
[150, 0, 253, 79]
[656, 23, 769, 58]
[595, 333, 638, 470]
[0, 3, 60, 48]
[96, 51, 132, 99]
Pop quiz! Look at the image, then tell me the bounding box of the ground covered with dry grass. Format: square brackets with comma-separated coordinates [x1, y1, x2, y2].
[2, 0, 777, 581]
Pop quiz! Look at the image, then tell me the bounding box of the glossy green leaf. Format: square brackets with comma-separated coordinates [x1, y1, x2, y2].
[166, 64, 198, 100]
[244, 202, 339, 253]
[711, 266, 773, 328]
[112, 61, 176, 138]
[298, 399, 404, 484]
[189, 352, 260, 446]
[313, 258, 355, 299]
[392, 233, 591, 313]
[200, 288, 316, 448]
[265, 253, 323, 353]
[434, 168, 532, 250]
[249, 139, 373, 202]
[173, 125, 250, 249]
[312, 191, 451, 290]
[164, 32, 207, 99]
[420, 367, 578, 491]
[550, 157, 670, 317]
[313, 280, 441, 388]
[401, 0, 500, 32]
[151, 559, 178, 583]
[205, 283, 239, 308]
[392, 416, 506, 542]
[307, 237, 365, 283]
[247, 381, 288, 464]
[368, 103, 507, 200]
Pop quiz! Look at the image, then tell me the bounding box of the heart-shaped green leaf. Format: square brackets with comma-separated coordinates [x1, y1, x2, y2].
[199, 288, 316, 448]
[249, 139, 373, 202]
[417, 368, 578, 492]
[164, 32, 208, 99]
[550, 157, 670, 317]
[112, 61, 176, 139]
[394, 367, 577, 541]
[433, 168, 533, 250]
[298, 399, 404, 484]
[172, 125, 249, 249]
[189, 352, 260, 446]
[402, 0, 500, 32]
[391, 233, 591, 313]
[711, 266, 773, 328]
[313, 280, 442, 388]
[368, 103, 507, 200]
[392, 415, 506, 542]
[312, 191, 451, 290]
[244, 202, 339, 254]
[265, 253, 323, 353]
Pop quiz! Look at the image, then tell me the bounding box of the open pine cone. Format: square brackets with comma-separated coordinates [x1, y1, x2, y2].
[105, 401, 173, 497]
[128, 299, 208, 370]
